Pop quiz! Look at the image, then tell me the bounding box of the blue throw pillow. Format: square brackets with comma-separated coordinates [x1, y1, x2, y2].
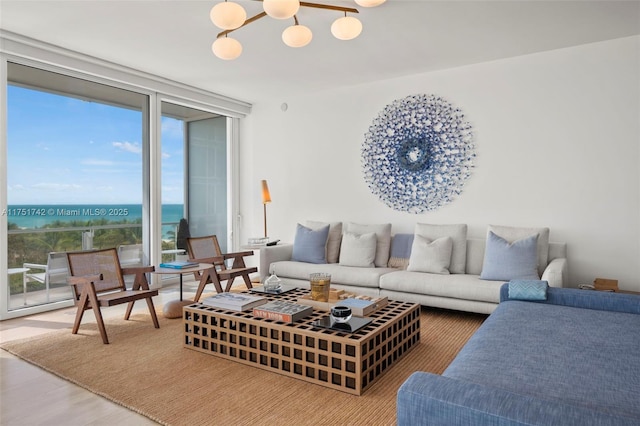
[480, 231, 540, 281]
[508, 280, 548, 300]
[388, 233, 414, 268]
[291, 223, 330, 264]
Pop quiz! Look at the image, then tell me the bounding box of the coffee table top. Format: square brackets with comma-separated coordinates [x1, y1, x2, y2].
[186, 287, 418, 341]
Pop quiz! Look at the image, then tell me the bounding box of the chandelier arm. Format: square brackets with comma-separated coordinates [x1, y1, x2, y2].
[217, 11, 268, 38]
[249, 0, 359, 14]
[299, 1, 359, 14]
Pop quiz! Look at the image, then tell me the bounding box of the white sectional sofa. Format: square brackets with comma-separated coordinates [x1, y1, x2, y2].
[260, 223, 568, 315]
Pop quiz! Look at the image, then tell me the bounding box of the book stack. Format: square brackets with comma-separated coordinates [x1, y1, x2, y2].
[158, 260, 199, 269]
[334, 297, 387, 317]
[253, 300, 313, 323]
[201, 292, 268, 312]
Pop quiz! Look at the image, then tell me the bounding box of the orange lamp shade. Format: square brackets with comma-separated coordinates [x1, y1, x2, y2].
[261, 180, 271, 204]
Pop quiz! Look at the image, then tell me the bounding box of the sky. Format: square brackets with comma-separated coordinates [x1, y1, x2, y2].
[6, 85, 185, 205]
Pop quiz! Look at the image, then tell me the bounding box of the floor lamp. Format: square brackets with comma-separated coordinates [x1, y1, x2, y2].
[261, 180, 271, 239]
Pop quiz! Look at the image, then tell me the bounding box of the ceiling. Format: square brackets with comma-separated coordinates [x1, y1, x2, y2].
[1, 1, 639, 104]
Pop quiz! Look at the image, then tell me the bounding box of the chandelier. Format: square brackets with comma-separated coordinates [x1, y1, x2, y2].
[210, 0, 386, 60]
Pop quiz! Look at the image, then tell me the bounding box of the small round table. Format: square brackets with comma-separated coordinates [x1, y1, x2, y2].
[154, 263, 213, 319]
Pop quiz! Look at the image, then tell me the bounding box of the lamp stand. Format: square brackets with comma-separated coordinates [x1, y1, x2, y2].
[263, 203, 268, 239]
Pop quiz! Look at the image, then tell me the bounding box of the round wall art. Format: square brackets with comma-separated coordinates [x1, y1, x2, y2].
[361, 94, 475, 213]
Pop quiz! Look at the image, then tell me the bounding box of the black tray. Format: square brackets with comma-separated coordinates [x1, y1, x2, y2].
[312, 316, 372, 333]
[250, 284, 298, 295]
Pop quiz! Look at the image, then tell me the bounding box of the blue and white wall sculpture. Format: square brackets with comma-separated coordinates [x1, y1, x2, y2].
[361, 94, 475, 213]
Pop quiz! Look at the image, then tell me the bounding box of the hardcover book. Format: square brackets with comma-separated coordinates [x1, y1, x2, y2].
[159, 260, 199, 269]
[336, 297, 387, 317]
[201, 292, 267, 312]
[253, 300, 313, 323]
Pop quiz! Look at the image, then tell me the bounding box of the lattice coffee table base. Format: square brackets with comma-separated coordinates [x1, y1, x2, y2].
[183, 289, 420, 395]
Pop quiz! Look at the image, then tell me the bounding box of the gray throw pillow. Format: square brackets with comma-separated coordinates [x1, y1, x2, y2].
[480, 231, 540, 281]
[339, 232, 377, 268]
[407, 235, 453, 275]
[414, 223, 467, 274]
[306, 221, 342, 264]
[291, 223, 330, 264]
[488, 224, 549, 276]
[345, 222, 392, 267]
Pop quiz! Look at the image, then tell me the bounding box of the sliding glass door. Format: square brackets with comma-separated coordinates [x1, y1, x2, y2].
[161, 102, 230, 254]
[5, 62, 148, 312]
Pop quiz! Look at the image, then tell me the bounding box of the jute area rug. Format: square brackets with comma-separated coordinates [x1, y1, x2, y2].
[1, 307, 485, 426]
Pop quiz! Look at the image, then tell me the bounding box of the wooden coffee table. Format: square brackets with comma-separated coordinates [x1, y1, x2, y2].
[183, 288, 420, 395]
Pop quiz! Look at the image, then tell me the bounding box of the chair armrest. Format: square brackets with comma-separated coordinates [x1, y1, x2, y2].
[260, 244, 293, 282]
[223, 250, 254, 259]
[541, 257, 567, 287]
[23, 263, 47, 271]
[189, 256, 224, 266]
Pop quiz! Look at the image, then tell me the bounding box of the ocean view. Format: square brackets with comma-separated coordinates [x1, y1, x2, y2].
[5, 204, 185, 238]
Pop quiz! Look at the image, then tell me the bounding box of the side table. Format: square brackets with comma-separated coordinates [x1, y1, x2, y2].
[154, 263, 213, 319]
[8, 267, 31, 306]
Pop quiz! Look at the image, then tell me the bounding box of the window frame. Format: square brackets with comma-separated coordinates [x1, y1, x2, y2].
[0, 33, 248, 319]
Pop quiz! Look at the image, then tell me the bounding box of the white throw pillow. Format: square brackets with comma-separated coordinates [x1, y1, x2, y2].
[345, 222, 392, 267]
[488, 225, 549, 275]
[339, 232, 377, 268]
[414, 223, 467, 274]
[407, 235, 453, 275]
[306, 221, 342, 264]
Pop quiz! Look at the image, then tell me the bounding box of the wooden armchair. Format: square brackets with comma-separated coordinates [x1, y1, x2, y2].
[186, 235, 257, 302]
[66, 248, 160, 344]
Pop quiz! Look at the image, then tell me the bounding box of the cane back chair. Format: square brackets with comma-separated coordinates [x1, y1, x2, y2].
[186, 235, 257, 302]
[66, 248, 159, 344]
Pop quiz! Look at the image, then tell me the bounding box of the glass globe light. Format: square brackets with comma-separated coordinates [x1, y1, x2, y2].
[331, 16, 363, 41]
[282, 24, 312, 48]
[355, 0, 386, 7]
[263, 0, 300, 20]
[210, 1, 246, 30]
[212, 37, 242, 60]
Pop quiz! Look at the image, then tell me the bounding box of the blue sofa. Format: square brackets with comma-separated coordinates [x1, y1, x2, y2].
[397, 286, 640, 425]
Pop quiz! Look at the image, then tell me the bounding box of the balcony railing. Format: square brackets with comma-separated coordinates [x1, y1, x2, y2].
[6, 221, 182, 311]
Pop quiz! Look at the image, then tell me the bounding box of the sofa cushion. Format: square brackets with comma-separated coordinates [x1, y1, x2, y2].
[379, 270, 503, 304]
[480, 231, 540, 281]
[345, 222, 392, 267]
[388, 233, 414, 269]
[269, 261, 395, 288]
[488, 224, 549, 276]
[443, 300, 640, 421]
[306, 220, 342, 263]
[415, 223, 467, 274]
[339, 232, 377, 267]
[291, 223, 329, 264]
[407, 235, 452, 275]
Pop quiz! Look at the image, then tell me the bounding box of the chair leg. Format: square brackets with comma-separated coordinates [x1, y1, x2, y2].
[241, 274, 253, 290]
[86, 288, 109, 344]
[146, 297, 160, 328]
[124, 301, 135, 320]
[224, 277, 236, 292]
[72, 293, 89, 335]
[194, 269, 223, 302]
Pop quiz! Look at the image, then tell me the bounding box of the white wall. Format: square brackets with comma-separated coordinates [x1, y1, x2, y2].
[240, 36, 640, 291]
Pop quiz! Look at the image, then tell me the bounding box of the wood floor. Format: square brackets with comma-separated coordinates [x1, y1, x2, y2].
[0, 283, 208, 426]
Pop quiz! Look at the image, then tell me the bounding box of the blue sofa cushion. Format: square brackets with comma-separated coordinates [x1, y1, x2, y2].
[442, 299, 640, 421]
[480, 231, 540, 281]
